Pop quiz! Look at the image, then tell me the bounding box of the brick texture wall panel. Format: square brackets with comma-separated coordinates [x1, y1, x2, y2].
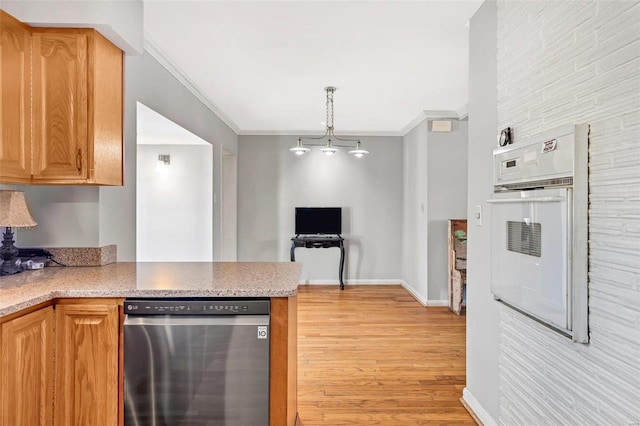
[496, 1, 640, 424]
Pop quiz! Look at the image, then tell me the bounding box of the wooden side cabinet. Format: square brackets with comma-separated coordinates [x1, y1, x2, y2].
[0, 10, 32, 183]
[55, 300, 120, 426]
[1, 305, 55, 426]
[448, 219, 467, 315]
[32, 28, 123, 185]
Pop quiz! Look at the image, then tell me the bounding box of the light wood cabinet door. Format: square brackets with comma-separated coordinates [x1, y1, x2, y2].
[31, 28, 123, 185]
[1, 306, 55, 426]
[32, 30, 89, 182]
[55, 302, 119, 426]
[0, 11, 32, 183]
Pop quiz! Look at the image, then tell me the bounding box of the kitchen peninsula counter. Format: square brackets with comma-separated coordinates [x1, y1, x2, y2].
[0, 261, 301, 426]
[0, 262, 301, 317]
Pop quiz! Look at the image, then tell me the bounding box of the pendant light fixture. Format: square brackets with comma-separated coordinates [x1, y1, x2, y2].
[290, 86, 369, 158]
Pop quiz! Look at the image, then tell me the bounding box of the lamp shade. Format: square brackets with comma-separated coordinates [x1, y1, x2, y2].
[0, 190, 37, 227]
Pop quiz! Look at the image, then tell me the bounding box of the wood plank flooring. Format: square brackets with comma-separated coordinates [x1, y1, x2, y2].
[296, 285, 475, 425]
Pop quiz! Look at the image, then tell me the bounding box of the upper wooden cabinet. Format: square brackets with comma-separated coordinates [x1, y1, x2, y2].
[0, 11, 32, 184]
[0, 11, 124, 186]
[32, 28, 123, 185]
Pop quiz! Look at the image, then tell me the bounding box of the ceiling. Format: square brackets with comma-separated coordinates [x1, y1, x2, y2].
[137, 102, 210, 145]
[143, 0, 483, 136]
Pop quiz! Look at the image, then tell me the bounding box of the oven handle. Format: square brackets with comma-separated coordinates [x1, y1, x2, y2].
[124, 315, 269, 326]
[486, 196, 565, 204]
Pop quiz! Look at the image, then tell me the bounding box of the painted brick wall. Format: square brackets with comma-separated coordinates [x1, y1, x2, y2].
[496, 1, 640, 424]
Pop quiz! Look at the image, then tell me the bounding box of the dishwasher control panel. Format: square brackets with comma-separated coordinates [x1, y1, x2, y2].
[124, 299, 270, 315]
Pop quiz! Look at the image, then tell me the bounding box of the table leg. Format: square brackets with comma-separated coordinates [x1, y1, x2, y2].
[339, 240, 345, 290]
[290, 242, 296, 262]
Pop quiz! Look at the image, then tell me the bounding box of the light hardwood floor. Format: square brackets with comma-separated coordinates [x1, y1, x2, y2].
[297, 285, 475, 425]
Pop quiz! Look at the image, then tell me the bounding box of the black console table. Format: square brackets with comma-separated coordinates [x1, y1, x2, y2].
[290, 234, 345, 290]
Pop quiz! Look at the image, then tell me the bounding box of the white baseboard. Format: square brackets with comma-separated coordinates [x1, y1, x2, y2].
[299, 279, 402, 285]
[462, 387, 498, 426]
[400, 281, 449, 307]
[301, 280, 449, 308]
[401, 280, 427, 306]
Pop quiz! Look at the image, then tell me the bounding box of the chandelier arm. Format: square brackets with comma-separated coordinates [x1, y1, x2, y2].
[301, 142, 328, 147]
[298, 130, 329, 142]
[331, 134, 361, 143]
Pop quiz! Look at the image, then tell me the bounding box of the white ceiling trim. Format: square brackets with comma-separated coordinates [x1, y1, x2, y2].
[144, 32, 241, 135]
[457, 104, 469, 120]
[401, 109, 468, 136]
[401, 112, 430, 136]
[423, 109, 461, 119]
[239, 129, 403, 137]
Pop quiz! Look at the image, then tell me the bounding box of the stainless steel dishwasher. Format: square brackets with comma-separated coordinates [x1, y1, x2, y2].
[123, 299, 270, 426]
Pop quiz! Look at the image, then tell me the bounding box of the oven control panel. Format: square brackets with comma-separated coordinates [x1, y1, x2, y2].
[492, 124, 587, 189]
[124, 299, 270, 315]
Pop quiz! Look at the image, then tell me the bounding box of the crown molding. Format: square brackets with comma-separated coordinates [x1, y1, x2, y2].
[423, 109, 460, 119]
[143, 33, 241, 135]
[401, 107, 469, 136]
[400, 112, 429, 136]
[457, 104, 469, 119]
[239, 129, 403, 137]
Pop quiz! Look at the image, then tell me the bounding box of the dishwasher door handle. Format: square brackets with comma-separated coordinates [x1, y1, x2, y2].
[124, 315, 269, 327]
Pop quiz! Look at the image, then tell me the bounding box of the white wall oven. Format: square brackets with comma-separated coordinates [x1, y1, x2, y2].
[488, 125, 589, 343]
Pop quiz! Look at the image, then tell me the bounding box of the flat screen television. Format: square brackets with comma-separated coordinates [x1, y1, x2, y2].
[295, 207, 342, 235]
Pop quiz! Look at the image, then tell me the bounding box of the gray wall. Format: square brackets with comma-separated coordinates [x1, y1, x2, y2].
[402, 120, 429, 300]
[101, 51, 238, 261]
[464, 0, 500, 422]
[2, 2, 238, 260]
[237, 135, 403, 282]
[426, 120, 468, 301]
[15, 187, 100, 247]
[401, 119, 468, 304]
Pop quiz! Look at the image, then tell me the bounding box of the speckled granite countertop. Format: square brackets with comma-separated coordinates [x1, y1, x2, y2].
[0, 262, 302, 317]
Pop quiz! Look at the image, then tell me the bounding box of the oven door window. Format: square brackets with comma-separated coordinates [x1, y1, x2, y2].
[490, 188, 570, 331]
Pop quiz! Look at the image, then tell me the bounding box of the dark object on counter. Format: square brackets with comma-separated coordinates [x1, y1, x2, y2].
[1, 248, 64, 276]
[1, 228, 21, 275]
[18, 247, 53, 259]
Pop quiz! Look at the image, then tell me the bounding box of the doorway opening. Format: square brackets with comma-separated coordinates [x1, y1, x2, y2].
[136, 102, 213, 261]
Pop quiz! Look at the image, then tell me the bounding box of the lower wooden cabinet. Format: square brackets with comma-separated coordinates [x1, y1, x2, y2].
[0, 300, 121, 426]
[55, 300, 120, 426]
[1, 295, 297, 426]
[0, 305, 55, 426]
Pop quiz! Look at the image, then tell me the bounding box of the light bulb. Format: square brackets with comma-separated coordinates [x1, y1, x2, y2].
[290, 139, 310, 155]
[348, 141, 369, 157]
[321, 146, 338, 156]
